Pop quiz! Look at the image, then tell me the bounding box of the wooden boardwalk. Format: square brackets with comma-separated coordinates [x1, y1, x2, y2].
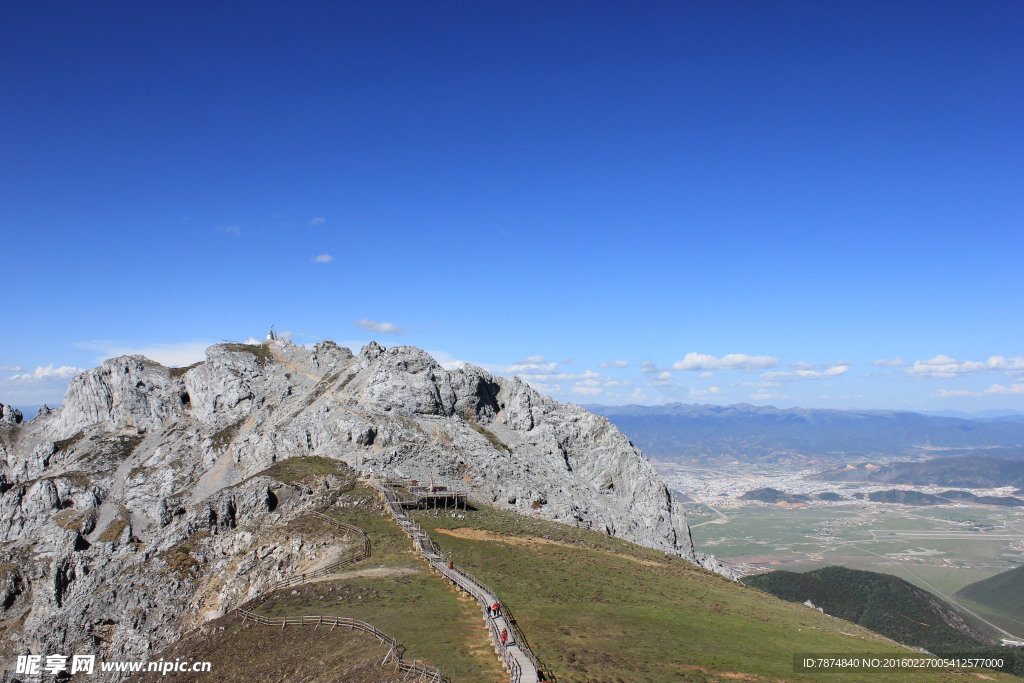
[369, 478, 546, 683]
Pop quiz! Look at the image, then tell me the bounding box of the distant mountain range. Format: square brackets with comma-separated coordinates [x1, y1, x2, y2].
[587, 403, 1024, 465]
[738, 487, 845, 504]
[810, 457, 1024, 489]
[865, 489, 1024, 507]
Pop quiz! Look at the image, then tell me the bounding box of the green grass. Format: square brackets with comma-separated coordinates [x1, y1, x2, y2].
[243, 485, 505, 682]
[211, 419, 245, 451]
[413, 506, 1020, 682]
[257, 456, 353, 486]
[221, 342, 275, 365]
[253, 575, 503, 682]
[468, 423, 511, 453]
[169, 362, 203, 379]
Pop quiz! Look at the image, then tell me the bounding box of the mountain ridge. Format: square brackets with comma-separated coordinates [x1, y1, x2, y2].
[0, 338, 729, 671]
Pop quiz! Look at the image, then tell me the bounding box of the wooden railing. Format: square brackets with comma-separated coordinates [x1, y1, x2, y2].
[261, 511, 371, 594]
[367, 477, 549, 682]
[237, 609, 443, 682]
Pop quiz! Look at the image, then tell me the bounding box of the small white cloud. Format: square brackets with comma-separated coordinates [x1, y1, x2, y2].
[935, 383, 1024, 398]
[598, 360, 629, 368]
[986, 383, 1024, 395]
[507, 362, 558, 373]
[310, 217, 326, 226]
[220, 224, 241, 236]
[909, 355, 1024, 378]
[0, 365, 23, 372]
[10, 365, 84, 382]
[559, 358, 574, 365]
[763, 363, 850, 381]
[640, 361, 660, 373]
[751, 392, 787, 401]
[312, 253, 335, 263]
[629, 387, 647, 401]
[698, 371, 713, 378]
[354, 319, 408, 335]
[672, 352, 780, 372]
[75, 340, 213, 367]
[873, 357, 904, 368]
[524, 381, 561, 394]
[519, 355, 547, 365]
[690, 386, 722, 398]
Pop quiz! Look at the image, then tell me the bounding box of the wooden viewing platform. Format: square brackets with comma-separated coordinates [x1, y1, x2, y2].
[377, 475, 470, 510]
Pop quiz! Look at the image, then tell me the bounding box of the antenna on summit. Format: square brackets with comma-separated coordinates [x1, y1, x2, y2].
[266, 324, 277, 341]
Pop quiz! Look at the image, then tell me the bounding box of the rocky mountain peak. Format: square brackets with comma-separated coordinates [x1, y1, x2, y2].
[0, 338, 729, 668]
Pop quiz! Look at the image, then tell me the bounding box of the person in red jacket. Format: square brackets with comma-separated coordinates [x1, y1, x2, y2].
[491, 601, 501, 617]
[500, 628, 508, 646]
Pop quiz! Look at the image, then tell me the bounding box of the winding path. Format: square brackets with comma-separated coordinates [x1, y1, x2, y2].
[368, 478, 545, 683]
[236, 508, 444, 682]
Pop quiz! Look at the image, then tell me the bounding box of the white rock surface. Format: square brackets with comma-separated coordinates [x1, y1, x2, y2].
[0, 339, 731, 675]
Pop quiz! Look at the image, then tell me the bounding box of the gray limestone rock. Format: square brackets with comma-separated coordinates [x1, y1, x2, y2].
[0, 338, 732, 676]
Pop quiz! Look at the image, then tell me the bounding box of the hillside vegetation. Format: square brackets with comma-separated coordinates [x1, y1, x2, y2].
[747, 566, 1023, 676]
[157, 480, 1024, 682]
[412, 507, 1020, 682]
[955, 564, 1024, 639]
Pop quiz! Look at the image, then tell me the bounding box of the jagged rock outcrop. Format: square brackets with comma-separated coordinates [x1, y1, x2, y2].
[0, 338, 729, 676]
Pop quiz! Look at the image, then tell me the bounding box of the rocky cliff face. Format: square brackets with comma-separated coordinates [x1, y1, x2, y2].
[0, 339, 728, 674]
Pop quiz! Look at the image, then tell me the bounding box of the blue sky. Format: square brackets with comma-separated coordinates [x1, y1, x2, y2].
[2, 1, 1022, 412]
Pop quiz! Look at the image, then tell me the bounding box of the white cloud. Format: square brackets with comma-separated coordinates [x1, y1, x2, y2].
[75, 340, 213, 367]
[220, 224, 241, 236]
[519, 355, 547, 365]
[690, 386, 722, 398]
[649, 371, 674, 387]
[672, 352, 780, 372]
[763, 363, 850, 381]
[353, 319, 408, 335]
[559, 358, 574, 365]
[935, 383, 1024, 398]
[629, 387, 647, 401]
[909, 355, 1024, 379]
[734, 380, 782, 389]
[639, 361, 660, 373]
[0, 365, 23, 372]
[598, 360, 629, 368]
[310, 217, 326, 226]
[518, 369, 601, 382]
[10, 365, 84, 382]
[750, 392, 788, 401]
[698, 371, 713, 378]
[312, 253, 335, 263]
[873, 357, 904, 368]
[571, 385, 602, 395]
[523, 381, 561, 395]
[507, 362, 558, 373]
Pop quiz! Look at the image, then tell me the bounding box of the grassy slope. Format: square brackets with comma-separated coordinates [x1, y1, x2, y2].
[158, 483, 505, 683]
[413, 506, 1021, 683]
[744, 566, 985, 651]
[955, 564, 1024, 638]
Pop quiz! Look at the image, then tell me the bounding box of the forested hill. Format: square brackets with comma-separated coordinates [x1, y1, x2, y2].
[745, 566, 991, 654]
